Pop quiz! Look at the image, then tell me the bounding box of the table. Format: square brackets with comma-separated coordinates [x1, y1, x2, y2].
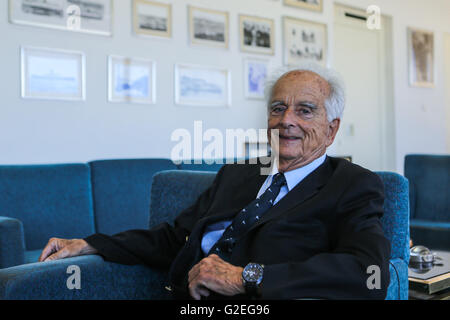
[408, 250, 450, 300]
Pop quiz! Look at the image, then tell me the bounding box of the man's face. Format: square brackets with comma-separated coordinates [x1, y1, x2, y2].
[267, 71, 340, 170]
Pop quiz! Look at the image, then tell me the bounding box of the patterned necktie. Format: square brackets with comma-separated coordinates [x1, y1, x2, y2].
[208, 172, 287, 260]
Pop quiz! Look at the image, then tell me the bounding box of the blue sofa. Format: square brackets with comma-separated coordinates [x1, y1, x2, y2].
[0, 159, 224, 269]
[404, 154, 450, 250]
[0, 167, 410, 299]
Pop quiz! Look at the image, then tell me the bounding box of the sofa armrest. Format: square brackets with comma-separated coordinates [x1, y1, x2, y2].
[385, 258, 409, 300]
[0, 255, 170, 300]
[0, 216, 26, 269]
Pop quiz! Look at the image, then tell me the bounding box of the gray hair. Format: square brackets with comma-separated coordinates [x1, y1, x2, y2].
[264, 62, 346, 122]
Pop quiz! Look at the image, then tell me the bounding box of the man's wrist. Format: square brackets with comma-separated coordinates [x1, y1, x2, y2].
[79, 239, 98, 255]
[236, 267, 246, 294]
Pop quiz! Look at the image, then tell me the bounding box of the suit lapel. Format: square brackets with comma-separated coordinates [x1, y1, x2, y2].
[247, 156, 333, 234]
[201, 163, 268, 224]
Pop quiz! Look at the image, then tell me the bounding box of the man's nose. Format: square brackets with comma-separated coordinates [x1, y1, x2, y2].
[279, 107, 297, 128]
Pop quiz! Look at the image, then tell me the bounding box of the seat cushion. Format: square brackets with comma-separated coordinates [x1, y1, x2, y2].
[89, 159, 178, 235]
[0, 164, 95, 250]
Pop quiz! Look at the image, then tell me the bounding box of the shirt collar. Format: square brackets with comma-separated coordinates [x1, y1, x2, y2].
[270, 154, 327, 191]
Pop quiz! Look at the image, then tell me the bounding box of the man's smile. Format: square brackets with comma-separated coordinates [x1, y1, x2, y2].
[279, 134, 302, 141]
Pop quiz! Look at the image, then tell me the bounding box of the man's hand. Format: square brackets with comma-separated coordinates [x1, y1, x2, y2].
[38, 238, 98, 262]
[188, 254, 245, 300]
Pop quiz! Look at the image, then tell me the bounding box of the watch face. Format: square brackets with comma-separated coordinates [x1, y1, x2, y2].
[243, 263, 263, 283]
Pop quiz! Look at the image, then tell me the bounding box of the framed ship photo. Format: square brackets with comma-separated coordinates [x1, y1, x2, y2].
[188, 6, 229, 49]
[132, 0, 171, 38]
[283, 0, 323, 12]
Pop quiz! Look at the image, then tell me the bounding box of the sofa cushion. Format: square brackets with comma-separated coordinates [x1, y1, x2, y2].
[0, 164, 95, 250]
[89, 159, 178, 235]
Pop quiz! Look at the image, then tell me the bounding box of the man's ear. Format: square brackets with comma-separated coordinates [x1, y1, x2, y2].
[326, 118, 340, 147]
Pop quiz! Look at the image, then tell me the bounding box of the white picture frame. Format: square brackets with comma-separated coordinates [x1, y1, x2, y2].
[188, 6, 229, 49]
[21, 46, 86, 101]
[408, 27, 435, 88]
[108, 55, 156, 104]
[283, 0, 323, 12]
[132, 0, 171, 38]
[239, 15, 275, 55]
[283, 16, 327, 66]
[174, 63, 231, 107]
[9, 0, 113, 36]
[244, 58, 270, 100]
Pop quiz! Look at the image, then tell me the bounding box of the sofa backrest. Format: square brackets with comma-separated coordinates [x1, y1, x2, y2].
[404, 154, 450, 222]
[149, 170, 217, 228]
[89, 159, 178, 235]
[0, 164, 95, 250]
[178, 160, 226, 172]
[376, 172, 410, 262]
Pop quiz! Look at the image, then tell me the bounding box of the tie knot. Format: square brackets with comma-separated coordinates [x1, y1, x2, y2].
[271, 173, 286, 187]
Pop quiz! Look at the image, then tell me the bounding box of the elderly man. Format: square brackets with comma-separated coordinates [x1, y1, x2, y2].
[39, 63, 391, 300]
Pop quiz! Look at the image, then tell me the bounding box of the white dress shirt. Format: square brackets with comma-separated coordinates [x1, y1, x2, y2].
[200, 154, 327, 255]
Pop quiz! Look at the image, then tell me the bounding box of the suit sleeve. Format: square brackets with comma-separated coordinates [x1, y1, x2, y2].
[260, 171, 391, 300]
[84, 166, 225, 269]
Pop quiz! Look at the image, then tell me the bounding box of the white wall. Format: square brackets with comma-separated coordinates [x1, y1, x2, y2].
[1, 0, 449, 173]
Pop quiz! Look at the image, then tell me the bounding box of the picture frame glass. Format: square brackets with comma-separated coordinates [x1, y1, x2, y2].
[109, 56, 155, 104]
[408, 28, 434, 87]
[244, 58, 269, 100]
[175, 64, 230, 107]
[22, 47, 85, 101]
[240, 15, 274, 55]
[133, 0, 171, 38]
[9, 0, 113, 36]
[189, 6, 228, 48]
[283, 0, 323, 12]
[283, 17, 327, 66]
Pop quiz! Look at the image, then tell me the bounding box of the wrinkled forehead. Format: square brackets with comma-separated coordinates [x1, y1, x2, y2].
[272, 70, 331, 102]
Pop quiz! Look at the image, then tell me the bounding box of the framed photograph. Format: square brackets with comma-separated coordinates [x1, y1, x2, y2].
[408, 27, 434, 88]
[283, 0, 323, 12]
[244, 58, 270, 100]
[9, 0, 113, 36]
[188, 6, 229, 49]
[239, 15, 275, 55]
[283, 16, 327, 66]
[174, 64, 231, 107]
[108, 56, 156, 104]
[132, 0, 171, 38]
[21, 46, 85, 101]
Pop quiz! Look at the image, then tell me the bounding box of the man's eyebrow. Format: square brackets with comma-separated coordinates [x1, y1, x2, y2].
[297, 102, 318, 109]
[270, 100, 318, 109]
[270, 101, 286, 108]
